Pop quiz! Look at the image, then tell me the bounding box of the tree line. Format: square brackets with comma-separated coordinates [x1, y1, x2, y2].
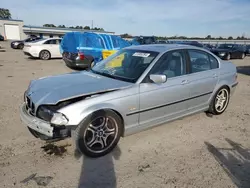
[120, 33, 250, 40]
[42, 24, 104, 31]
[156, 34, 249, 40]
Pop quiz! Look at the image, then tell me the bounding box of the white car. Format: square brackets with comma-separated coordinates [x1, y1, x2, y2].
[23, 38, 62, 60]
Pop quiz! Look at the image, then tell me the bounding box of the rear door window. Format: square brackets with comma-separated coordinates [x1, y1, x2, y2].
[188, 50, 212, 73]
[44, 39, 57, 44]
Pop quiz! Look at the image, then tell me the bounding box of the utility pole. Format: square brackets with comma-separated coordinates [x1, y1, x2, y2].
[91, 20, 93, 30]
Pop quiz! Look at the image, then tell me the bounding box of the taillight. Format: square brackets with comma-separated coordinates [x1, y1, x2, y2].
[78, 52, 85, 60]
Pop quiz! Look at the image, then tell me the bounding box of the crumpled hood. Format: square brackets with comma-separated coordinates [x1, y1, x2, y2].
[26, 71, 133, 105]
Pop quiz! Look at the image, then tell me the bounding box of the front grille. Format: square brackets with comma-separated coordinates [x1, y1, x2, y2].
[25, 96, 35, 115]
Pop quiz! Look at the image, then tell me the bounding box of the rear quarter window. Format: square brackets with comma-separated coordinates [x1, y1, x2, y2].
[209, 54, 219, 69]
[188, 50, 212, 73]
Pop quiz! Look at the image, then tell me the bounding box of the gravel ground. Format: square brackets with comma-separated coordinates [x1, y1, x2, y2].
[0, 41, 250, 188]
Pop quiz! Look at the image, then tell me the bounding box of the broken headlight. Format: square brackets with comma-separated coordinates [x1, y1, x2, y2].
[50, 113, 68, 125]
[37, 105, 55, 121]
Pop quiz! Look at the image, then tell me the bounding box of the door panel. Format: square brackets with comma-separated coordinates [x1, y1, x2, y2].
[54, 39, 61, 57]
[43, 39, 58, 57]
[186, 70, 218, 110]
[139, 76, 190, 126]
[139, 50, 190, 126]
[52, 44, 60, 57]
[186, 50, 219, 111]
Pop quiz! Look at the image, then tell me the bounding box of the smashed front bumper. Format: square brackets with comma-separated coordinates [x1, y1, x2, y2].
[19, 103, 71, 140]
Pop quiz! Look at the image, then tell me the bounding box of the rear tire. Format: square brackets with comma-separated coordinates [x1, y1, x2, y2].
[208, 86, 230, 115]
[87, 60, 95, 71]
[39, 50, 51, 60]
[74, 110, 122, 158]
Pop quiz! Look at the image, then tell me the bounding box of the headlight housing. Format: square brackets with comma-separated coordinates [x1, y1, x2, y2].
[51, 113, 68, 125]
[37, 106, 54, 121]
[219, 52, 226, 56]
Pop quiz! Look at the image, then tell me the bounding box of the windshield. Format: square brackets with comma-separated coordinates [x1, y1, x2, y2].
[218, 44, 233, 49]
[91, 49, 159, 83]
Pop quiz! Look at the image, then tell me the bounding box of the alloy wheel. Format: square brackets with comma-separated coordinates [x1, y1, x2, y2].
[83, 116, 118, 154]
[215, 88, 229, 113]
[41, 51, 50, 60]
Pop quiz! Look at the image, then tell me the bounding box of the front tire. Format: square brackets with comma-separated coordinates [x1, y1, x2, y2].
[225, 53, 231, 60]
[240, 53, 245, 59]
[208, 86, 230, 115]
[39, 50, 51, 60]
[18, 44, 24, 49]
[74, 110, 122, 158]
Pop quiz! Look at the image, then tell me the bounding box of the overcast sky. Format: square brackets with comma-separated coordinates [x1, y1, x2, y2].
[2, 0, 250, 37]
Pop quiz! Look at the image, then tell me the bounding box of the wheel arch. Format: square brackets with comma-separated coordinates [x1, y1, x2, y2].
[39, 49, 51, 57]
[109, 109, 125, 137]
[209, 83, 231, 104]
[85, 55, 94, 62]
[64, 105, 126, 136]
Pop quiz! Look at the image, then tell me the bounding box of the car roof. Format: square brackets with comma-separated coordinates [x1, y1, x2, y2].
[125, 44, 205, 53]
[45, 37, 61, 40]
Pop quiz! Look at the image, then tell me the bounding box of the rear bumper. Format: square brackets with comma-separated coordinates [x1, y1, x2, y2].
[24, 51, 32, 57]
[230, 82, 238, 96]
[63, 57, 91, 69]
[19, 103, 71, 140]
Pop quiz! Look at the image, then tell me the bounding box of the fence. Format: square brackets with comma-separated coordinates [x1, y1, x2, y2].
[122, 38, 250, 45]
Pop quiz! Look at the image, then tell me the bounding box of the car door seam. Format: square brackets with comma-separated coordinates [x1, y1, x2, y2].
[127, 91, 213, 116]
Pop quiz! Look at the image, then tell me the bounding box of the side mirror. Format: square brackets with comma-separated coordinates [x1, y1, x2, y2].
[149, 74, 167, 84]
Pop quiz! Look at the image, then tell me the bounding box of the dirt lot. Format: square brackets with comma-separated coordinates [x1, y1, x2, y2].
[0, 41, 250, 188]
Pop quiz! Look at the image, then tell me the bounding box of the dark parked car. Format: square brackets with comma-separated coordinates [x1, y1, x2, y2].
[11, 36, 42, 49]
[176, 41, 204, 48]
[203, 43, 215, 49]
[210, 44, 246, 60]
[132, 36, 157, 45]
[0, 34, 4, 41]
[244, 45, 250, 55]
[157, 40, 168, 44]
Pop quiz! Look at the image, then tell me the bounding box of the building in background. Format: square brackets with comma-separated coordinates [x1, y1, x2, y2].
[0, 18, 26, 40]
[0, 18, 115, 40]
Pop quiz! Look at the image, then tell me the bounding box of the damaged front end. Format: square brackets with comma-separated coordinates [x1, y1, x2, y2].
[20, 91, 110, 141]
